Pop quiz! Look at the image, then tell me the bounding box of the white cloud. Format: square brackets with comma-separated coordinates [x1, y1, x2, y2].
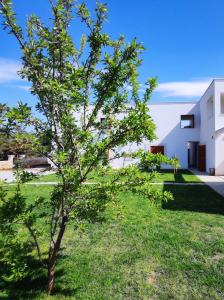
[13, 85, 30, 91]
[0, 58, 22, 83]
[156, 79, 211, 98]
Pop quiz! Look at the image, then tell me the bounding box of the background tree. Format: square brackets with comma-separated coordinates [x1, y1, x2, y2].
[0, 103, 42, 159]
[0, 0, 173, 294]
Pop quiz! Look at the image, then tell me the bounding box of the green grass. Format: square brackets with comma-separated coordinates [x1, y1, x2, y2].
[1, 181, 224, 299]
[32, 169, 201, 183]
[154, 169, 202, 183]
[30, 173, 60, 182]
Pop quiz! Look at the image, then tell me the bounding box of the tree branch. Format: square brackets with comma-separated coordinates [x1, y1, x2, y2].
[25, 221, 47, 267]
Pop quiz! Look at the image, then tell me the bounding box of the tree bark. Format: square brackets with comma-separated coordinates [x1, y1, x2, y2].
[47, 261, 56, 295]
[47, 215, 67, 295]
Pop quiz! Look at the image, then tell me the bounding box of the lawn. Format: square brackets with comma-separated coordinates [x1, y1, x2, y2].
[155, 169, 201, 183]
[1, 179, 224, 300]
[29, 172, 60, 182]
[31, 169, 201, 183]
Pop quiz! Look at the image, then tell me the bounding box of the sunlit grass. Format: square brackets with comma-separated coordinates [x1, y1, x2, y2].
[1, 179, 224, 299]
[32, 169, 201, 184]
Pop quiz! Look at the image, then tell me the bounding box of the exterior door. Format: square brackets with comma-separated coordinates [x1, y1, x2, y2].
[197, 145, 206, 172]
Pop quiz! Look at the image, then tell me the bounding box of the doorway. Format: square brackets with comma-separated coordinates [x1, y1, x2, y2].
[187, 141, 199, 168]
[197, 144, 206, 172]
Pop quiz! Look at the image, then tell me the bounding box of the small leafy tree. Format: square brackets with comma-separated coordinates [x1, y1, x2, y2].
[134, 150, 180, 173]
[0, 103, 38, 159]
[0, 0, 173, 294]
[170, 156, 180, 175]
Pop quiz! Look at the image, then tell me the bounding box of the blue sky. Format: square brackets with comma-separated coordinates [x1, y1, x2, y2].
[0, 0, 224, 106]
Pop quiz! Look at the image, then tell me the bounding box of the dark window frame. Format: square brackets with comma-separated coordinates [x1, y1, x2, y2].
[180, 114, 194, 129]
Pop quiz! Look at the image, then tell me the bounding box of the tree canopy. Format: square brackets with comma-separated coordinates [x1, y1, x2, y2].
[0, 0, 173, 294]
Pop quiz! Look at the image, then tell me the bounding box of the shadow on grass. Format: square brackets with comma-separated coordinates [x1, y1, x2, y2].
[174, 170, 185, 182]
[0, 254, 75, 299]
[158, 169, 193, 183]
[163, 185, 224, 215]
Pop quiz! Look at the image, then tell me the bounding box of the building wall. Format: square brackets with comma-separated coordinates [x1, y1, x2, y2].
[214, 80, 224, 175]
[148, 102, 200, 169]
[199, 79, 224, 175]
[111, 102, 200, 169]
[74, 79, 224, 174]
[215, 131, 224, 175]
[0, 155, 14, 170]
[199, 81, 215, 173]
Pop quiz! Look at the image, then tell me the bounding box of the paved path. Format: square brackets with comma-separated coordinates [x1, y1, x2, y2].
[191, 169, 224, 197]
[0, 169, 206, 186]
[0, 169, 55, 183]
[0, 170, 17, 182]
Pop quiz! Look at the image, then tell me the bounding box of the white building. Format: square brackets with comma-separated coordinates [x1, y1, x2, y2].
[111, 79, 224, 175]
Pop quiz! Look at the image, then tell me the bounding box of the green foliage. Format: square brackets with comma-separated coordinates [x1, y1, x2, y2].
[0, 184, 29, 280]
[0, 0, 174, 294]
[133, 149, 180, 172]
[14, 168, 38, 184]
[0, 171, 49, 280]
[0, 236, 31, 281]
[105, 165, 173, 204]
[0, 103, 40, 158]
[170, 156, 181, 174]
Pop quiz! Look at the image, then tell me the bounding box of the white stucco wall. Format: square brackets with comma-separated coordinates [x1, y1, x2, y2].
[215, 131, 224, 175]
[214, 80, 224, 175]
[113, 80, 224, 173]
[199, 81, 215, 173]
[0, 155, 14, 170]
[199, 79, 224, 175]
[214, 80, 224, 131]
[111, 102, 200, 169]
[148, 102, 200, 169]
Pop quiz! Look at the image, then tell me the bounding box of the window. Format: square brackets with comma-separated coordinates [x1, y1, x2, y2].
[150, 146, 164, 155]
[221, 93, 224, 114]
[180, 115, 194, 128]
[207, 97, 214, 119]
[100, 117, 106, 124]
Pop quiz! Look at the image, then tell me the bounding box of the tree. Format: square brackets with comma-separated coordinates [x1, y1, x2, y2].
[0, 103, 40, 159]
[0, 103, 10, 159]
[0, 0, 173, 294]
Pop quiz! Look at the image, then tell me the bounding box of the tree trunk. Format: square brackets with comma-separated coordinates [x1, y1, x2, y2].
[47, 215, 67, 295]
[47, 261, 56, 295]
